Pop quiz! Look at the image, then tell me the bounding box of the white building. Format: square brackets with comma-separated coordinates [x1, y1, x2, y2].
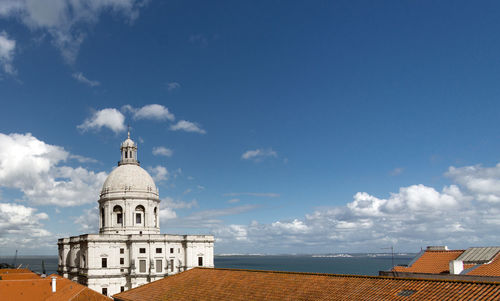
[58, 132, 214, 297]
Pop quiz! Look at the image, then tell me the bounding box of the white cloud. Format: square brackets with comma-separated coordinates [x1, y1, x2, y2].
[0, 31, 16, 75]
[211, 161, 500, 253]
[162, 197, 198, 209]
[0, 0, 148, 63]
[0, 132, 107, 206]
[167, 82, 180, 91]
[224, 192, 280, 198]
[78, 108, 126, 133]
[160, 206, 177, 220]
[446, 164, 500, 203]
[69, 154, 98, 163]
[0, 202, 53, 250]
[124, 104, 175, 121]
[162, 204, 258, 229]
[170, 120, 206, 134]
[390, 167, 404, 176]
[74, 206, 98, 232]
[72, 72, 100, 87]
[152, 146, 173, 157]
[0, 202, 49, 234]
[241, 148, 277, 162]
[227, 198, 240, 204]
[149, 165, 168, 182]
[157, 197, 200, 222]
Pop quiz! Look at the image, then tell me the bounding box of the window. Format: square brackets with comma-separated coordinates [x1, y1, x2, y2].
[156, 248, 162, 254]
[170, 259, 174, 272]
[102, 288, 107, 296]
[120, 286, 125, 292]
[135, 205, 145, 225]
[154, 207, 158, 227]
[156, 260, 162, 273]
[101, 207, 105, 227]
[120, 258, 124, 265]
[114, 205, 123, 225]
[120, 248, 124, 254]
[102, 258, 107, 268]
[178, 248, 180, 253]
[139, 260, 146, 273]
[198, 257, 203, 266]
[170, 248, 174, 254]
[139, 248, 146, 254]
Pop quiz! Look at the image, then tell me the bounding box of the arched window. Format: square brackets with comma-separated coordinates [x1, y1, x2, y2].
[154, 207, 158, 227]
[101, 207, 105, 228]
[114, 205, 123, 226]
[135, 205, 145, 225]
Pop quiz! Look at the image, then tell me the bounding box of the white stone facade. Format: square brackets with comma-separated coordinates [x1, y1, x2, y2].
[58, 132, 214, 297]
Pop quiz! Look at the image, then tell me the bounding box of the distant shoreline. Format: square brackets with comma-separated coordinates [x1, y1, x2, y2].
[0, 253, 417, 258]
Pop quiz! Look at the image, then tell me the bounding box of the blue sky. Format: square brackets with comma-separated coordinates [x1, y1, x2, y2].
[1, 0, 500, 255]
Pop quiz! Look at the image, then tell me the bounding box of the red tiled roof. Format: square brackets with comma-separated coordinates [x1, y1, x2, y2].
[468, 253, 500, 277]
[0, 268, 34, 275]
[0, 271, 111, 301]
[393, 250, 464, 274]
[113, 267, 500, 301]
[0, 269, 41, 280]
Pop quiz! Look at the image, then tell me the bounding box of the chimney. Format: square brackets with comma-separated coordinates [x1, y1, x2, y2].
[51, 276, 57, 293]
[449, 260, 463, 275]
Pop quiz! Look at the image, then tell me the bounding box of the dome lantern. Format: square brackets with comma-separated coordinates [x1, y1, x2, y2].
[119, 129, 139, 166]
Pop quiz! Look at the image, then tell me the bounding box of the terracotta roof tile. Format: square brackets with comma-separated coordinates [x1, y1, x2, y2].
[0, 271, 111, 301]
[0, 269, 41, 280]
[113, 267, 500, 301]
[468, 253, 500, 277]
[392, 250, 464, 274]
[0, 268, 33, 275]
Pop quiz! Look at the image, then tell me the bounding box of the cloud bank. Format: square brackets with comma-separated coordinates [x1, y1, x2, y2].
[204, 165, 500, 253]
[0, 132, 107, 206]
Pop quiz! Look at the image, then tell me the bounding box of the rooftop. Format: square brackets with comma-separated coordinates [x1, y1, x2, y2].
[113, 267, 500, 301]
[392, 250, 464, 274]
[392, 246, 500, 277]
[0, 269, 111, 301]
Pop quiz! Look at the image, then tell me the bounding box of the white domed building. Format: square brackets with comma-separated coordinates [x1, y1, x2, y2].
[58, 133, 214, 297]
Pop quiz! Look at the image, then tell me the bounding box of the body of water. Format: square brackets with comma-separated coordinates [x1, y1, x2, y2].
[0, 254, 414, 276]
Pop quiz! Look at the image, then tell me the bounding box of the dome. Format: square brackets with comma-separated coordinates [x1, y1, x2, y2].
[101, 164, 157, 193]
[121, 138, 136, 148]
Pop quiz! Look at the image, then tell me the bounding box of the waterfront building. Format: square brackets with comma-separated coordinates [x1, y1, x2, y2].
[57, 132, 214, 297]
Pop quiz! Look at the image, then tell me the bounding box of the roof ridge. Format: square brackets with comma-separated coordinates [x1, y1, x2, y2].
[0, 278, 51, 282]
[426, 250, 465, 252]
[66, 286, 87, 301]
[200, 267, 500, 285]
